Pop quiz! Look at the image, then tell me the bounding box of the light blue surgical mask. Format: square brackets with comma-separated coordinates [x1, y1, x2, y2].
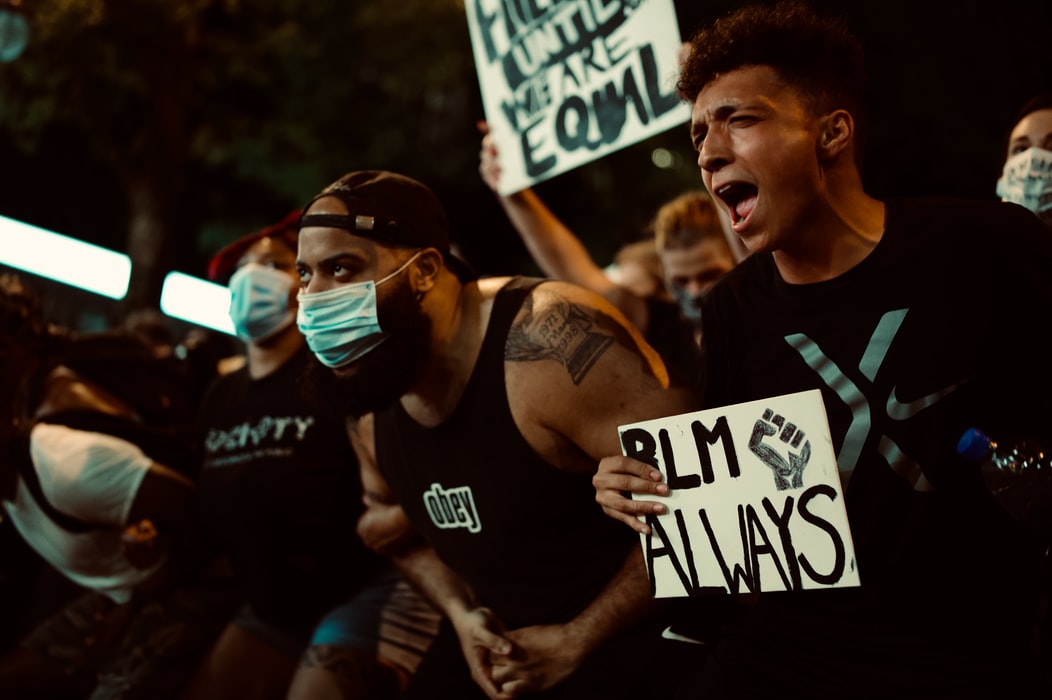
[671, 285, 703, 328]
[228, 263, 296, 342]
[297, 252, 421, 368]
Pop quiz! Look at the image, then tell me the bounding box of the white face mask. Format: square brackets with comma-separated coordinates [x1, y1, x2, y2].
[995, 146, 1052, 217]
[296, 252, 421, 369]
[228, 263, 296, 343]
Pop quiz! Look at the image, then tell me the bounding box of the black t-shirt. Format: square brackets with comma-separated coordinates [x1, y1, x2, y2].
[196, 347, 381, 628]
[694, 198, 1052, 696]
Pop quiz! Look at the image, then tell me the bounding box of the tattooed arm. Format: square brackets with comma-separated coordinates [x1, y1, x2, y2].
[490, 280, 699, 695]
[504, 279, 698, 472]
[503, 281, 692, 534]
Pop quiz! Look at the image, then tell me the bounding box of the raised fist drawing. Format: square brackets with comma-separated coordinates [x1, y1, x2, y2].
[748, 409, 811, 490]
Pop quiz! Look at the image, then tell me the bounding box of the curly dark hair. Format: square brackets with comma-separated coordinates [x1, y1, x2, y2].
[678, 1, 868, 160]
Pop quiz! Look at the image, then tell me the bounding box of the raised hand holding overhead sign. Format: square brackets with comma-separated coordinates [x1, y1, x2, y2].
[465, 0, 692, 194]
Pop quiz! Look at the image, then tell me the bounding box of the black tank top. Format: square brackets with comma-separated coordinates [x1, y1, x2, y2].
[374, 277, 638, 628]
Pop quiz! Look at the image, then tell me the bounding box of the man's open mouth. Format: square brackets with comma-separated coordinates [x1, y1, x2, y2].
[716, 182, 758, 226]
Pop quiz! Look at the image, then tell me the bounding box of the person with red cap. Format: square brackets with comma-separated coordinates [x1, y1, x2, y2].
[181, 211, 439, 700]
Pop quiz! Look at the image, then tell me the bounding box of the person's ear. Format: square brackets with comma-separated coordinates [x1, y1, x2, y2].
[817, 109, 853, 160]
[412, 248, 442, 298]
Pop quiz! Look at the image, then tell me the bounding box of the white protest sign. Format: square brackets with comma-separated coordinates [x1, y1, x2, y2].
[465, 0, 692, 194]
[618, 389, 860, 598]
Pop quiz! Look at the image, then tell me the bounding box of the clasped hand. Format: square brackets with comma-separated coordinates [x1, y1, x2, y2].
[453, 608, 586, 698]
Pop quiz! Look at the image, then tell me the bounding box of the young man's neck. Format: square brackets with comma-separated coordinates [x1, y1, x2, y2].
[775, 176, 885, 285]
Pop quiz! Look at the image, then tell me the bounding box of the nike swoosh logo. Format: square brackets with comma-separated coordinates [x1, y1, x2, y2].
[661, 626, 707, 645]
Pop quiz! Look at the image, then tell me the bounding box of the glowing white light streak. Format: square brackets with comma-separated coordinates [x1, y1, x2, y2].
[0, 214, 131, 299]
[159, 271, 235, 336]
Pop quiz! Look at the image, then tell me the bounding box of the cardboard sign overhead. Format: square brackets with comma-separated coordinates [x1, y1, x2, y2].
[465, 0, 692, 194]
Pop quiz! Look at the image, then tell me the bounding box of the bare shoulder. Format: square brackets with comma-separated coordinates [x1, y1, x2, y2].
[475, 275, 516, 305]
[503, 280, 693, 469]
[505, 279, 662, 387]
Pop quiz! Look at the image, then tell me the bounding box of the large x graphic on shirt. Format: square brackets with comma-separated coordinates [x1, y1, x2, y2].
[785, 309, 964, 492]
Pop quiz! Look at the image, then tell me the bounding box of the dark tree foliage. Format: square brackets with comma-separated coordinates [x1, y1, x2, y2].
[0, 0, 1049, 326]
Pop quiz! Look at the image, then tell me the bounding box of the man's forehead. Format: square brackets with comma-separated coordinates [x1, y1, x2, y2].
[296, 226, 392, 270]
[245, 235, 293, 255]
[690, 87, 744, 136]
[692, 66, 787, 111]
[237, 235, 294, 265]
[661, 240, 734, 268]
[694, 84, 742, 109]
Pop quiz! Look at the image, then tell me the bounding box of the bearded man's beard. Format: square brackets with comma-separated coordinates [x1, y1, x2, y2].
[301, 278, 431, 419]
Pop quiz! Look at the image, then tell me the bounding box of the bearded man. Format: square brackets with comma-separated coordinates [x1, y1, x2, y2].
[294, 170, 707, 699]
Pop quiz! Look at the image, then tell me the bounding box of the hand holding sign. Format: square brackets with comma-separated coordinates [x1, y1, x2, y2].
[594, 453, 669, 533]
[478, 121, 503, 194]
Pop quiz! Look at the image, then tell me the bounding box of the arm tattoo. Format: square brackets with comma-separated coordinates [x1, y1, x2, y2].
[506, 293, 615, 385]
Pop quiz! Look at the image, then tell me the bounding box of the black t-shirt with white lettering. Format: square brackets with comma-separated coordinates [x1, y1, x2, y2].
[197, 347, 380, 628]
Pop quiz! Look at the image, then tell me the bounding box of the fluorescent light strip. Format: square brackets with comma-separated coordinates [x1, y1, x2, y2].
[0, 214, 237, 336]
[160, 271, 236, 336]
[0, 214, 131, 299]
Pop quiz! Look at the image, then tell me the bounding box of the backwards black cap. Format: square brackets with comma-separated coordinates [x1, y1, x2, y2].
[299, 170, 476, 280]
